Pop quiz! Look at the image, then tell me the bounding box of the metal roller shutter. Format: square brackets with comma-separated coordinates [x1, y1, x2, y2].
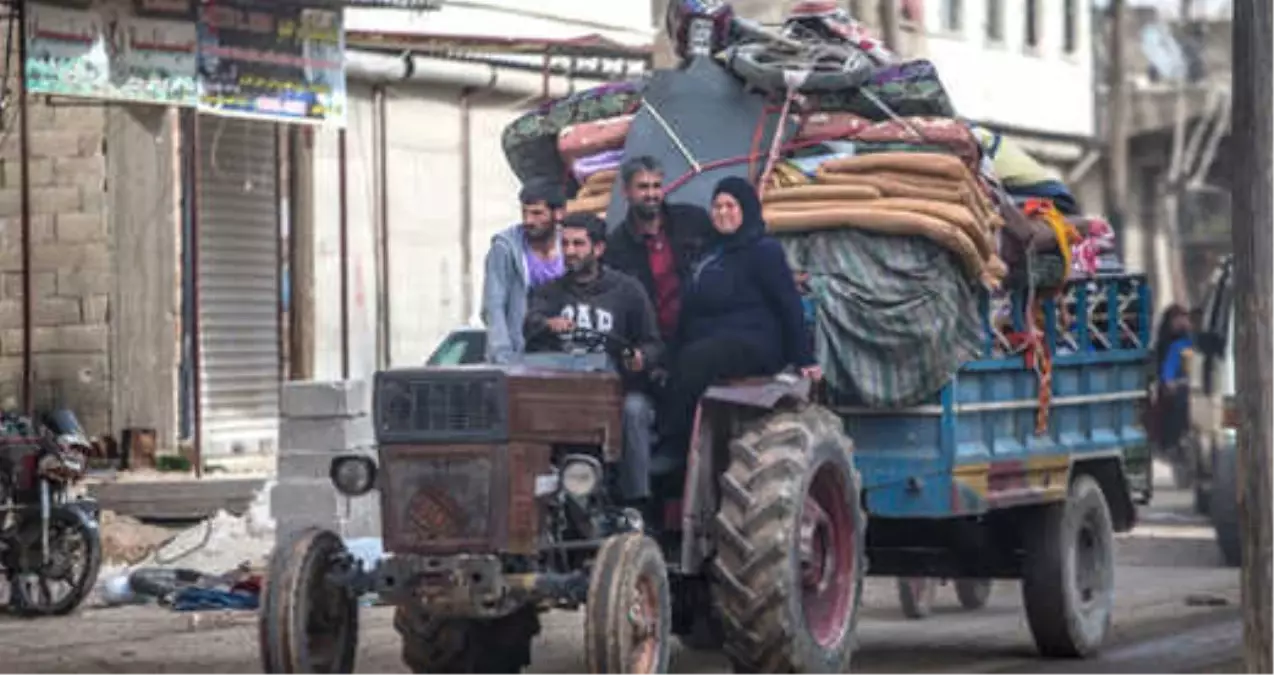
[197, 116, 281, 458]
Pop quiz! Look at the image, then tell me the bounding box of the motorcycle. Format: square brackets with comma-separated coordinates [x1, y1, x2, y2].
[0, 410, 103, 616]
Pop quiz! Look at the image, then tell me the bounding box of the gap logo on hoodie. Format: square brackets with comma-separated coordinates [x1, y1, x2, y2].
[556, 304, 614, 352]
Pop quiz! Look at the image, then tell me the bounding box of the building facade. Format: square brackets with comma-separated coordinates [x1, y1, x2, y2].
[297, 2, 652, 385]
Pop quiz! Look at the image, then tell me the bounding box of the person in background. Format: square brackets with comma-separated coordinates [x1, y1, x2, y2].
[481, 182, 566, 364]
[603, 155, 713, 343]
[657, 176, 821, 458]
[1153, 303, 1195, 453]
[524, 213, 663, 517]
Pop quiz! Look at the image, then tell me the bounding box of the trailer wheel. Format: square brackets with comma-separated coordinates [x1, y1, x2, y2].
[1021, 474, 1115, 658]
[895, 578, 936, 619]
[584, 533, 672, 674]
[1210, 443, 1241, 568]
[712, 406, 865, 673]
[394, 605, 539, 674]
[259, 528, 359, 673]
[954, 579, 993, 610]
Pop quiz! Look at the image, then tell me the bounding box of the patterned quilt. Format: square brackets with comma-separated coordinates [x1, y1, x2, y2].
[781, 228, 982, 407]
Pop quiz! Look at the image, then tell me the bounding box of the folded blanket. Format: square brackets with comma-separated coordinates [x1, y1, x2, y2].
[572, 149, 625, 184]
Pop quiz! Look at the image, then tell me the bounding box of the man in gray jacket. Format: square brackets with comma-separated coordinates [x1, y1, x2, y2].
[481, 183, 566, 363]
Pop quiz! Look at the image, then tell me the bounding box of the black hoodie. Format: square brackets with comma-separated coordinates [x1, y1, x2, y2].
[524, 266, 664, 385]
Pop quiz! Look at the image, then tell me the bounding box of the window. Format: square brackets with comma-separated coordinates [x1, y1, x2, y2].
[1024, 0, 1039, 48]
[1063, 0, 1078, 53]
[985, 0, 1003, 42]
[943, 0, 963, 32]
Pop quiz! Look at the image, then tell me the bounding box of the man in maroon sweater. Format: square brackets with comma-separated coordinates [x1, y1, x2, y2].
[602, 155, 713, 345]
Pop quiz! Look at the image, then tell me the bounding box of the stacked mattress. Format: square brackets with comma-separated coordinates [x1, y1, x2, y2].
[497, 3, 1124, 407]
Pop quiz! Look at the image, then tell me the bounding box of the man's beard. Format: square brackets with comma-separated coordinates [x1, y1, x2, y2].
[567, 258, 597, 277]
[524, 224, 555, 242]
[632, 201, 659, 220]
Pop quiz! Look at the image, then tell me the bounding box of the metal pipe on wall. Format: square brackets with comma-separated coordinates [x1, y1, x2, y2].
[459, 88, 474, 323]
[274, 124, 286, 382]
[338, 128, 350, 379]
[373, 85, 391, 369]
[345, 50, 620, 98]
[16, 0, 32, 417]
[186, 111, 204, 479]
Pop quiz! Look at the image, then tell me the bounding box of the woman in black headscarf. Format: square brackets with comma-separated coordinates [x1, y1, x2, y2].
[656, 177, 821, 457]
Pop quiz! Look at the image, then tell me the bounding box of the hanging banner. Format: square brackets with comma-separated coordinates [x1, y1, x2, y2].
[25, 0, 199, 106]
[196, 1, 346, 125]
[24, 2, 111, 98]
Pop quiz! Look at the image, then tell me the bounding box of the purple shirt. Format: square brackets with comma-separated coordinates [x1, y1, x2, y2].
[524, 242, 564, 288]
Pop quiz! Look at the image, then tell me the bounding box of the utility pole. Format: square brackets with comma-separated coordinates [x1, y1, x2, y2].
[1105, 0, 1132, 269]
[879, 0, 901, 53]
[1231, 0, 1272, 671]
[288, 126, 316, 381]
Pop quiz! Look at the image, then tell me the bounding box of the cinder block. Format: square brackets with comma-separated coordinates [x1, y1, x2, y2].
[277, 447, 376, 482]
[271, 480, 340, 523]
[280, 415, 373, 453]
[275, 515, 343, 547]
[280, 380, 369, 418]
[340, 494, 382, 539]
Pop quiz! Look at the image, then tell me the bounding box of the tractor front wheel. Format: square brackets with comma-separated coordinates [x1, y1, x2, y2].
[259, 528, 360, 673]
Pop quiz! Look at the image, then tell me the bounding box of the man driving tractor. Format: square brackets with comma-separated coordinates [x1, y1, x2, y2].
[524, 212, 664, 523]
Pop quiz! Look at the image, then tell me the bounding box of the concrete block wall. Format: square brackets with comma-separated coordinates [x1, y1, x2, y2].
[0, 41, 111, 435]
[272, 380, 381, 544]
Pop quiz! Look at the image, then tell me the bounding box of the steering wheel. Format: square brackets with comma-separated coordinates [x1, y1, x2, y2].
[560, 326, 638, 360]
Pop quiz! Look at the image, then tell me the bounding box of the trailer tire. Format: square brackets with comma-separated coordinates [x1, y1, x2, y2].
[711, 406, 865, 673]
[1021, 474, 1115, 658]
[394, 606, 539, 674]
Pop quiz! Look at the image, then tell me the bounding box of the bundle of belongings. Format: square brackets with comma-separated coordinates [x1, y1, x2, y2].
[499, 0, 1125, 409]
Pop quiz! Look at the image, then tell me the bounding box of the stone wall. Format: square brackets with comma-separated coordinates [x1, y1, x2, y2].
[272, 380, 380, 545]
[0, 94, 111, 435]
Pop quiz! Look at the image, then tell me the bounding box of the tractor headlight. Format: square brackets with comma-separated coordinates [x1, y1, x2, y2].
[560, 455, 602, 498]
[330, 455, 378, 496]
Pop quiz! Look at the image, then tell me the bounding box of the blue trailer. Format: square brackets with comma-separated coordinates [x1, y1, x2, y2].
[830, 273, 1152, 639]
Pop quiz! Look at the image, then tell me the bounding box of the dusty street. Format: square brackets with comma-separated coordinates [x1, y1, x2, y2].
[0, 482, 1242, 674]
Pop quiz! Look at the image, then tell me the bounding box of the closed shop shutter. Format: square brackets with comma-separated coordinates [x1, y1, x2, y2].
[196, 116, 281, 457]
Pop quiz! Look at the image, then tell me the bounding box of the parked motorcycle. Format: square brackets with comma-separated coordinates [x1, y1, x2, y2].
[0, 410, 102, 616]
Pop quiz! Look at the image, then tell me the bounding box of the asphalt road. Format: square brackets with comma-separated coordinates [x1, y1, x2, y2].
[0, 479, 1244, 674]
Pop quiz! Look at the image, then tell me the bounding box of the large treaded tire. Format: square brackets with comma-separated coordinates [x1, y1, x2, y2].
[1210, 443, 1241, 568]
[585, 533, 672, 673]
[711, 406, 866, 673]
[1021, 474, 1115, 658]
[394, 605, 540, 674]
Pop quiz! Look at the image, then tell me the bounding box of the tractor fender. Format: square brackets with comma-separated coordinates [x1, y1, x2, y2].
[700, 373, 812, 411]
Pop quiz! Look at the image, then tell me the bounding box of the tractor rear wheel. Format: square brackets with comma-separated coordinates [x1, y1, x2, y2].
[711, 406, 865, 673]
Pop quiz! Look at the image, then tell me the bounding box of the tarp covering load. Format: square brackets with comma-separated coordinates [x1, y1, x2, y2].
[499, 0, 1125, 407]
[783, 229, 982, 407]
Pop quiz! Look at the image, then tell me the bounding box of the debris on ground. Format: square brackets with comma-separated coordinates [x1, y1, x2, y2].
[92, 481, 276, 609]
[100, 511, 178, 566]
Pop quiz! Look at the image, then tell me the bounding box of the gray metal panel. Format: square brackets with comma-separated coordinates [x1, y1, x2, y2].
[197, 116, 281, 457]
